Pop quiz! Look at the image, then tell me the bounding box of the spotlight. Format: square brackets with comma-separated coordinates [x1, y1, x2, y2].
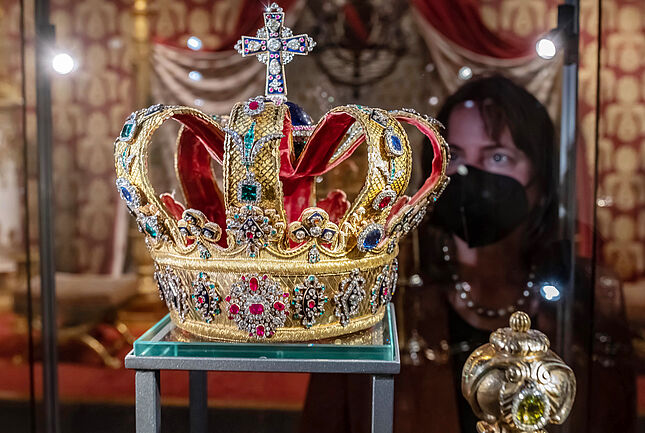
[51, 52, 75, 75]
[458, 66, 472, 81]
[535, 5, 577, 64]
[188, 70, 203, 81]
[536, 37, 557, 60]
[187, 36, 202, 51]
[540, 284, 561, 301]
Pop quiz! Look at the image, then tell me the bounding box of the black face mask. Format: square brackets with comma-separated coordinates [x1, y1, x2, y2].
[431, 165, 529, 248]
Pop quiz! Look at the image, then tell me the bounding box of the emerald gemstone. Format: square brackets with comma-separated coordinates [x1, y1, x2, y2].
[244, 123, 256, 149]
[144, 221, 157, 237]
[516, 395, 546, 426]
[120, 122, 134, 139]
[240, 183, 258, 202]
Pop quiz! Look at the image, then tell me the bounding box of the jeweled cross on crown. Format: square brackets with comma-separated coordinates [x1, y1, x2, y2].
[235, 3, 316, 102]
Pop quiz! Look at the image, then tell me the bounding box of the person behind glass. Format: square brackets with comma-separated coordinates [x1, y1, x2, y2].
[300, 75, 634, 433]
[395, 75, 635, 433]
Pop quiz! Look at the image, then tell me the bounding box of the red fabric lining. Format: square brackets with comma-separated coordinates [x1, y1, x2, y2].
[172, 114, 227, 247]
[159, 193, 186, 221]
[386, 116, 447, 226]
[397, 117, 445, 207]
[280, 111, 365, 223]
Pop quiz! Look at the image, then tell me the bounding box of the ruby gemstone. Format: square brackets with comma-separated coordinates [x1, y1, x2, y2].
[273, 301, 285, 311]
[249, 101, 259, 110]
[250, 303, 264, 314]
[256, 325, 265, 336]
[230, 304, 240, 314]
[250, 277, 259, 291]
[307, 300, 316, 309]
[378, 196, 391, 209]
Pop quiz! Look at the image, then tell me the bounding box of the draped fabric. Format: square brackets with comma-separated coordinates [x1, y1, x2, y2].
[411, 5, 562, 115]
[152, 43, 264, 115]
[150, 0, 304, 115]
[411, 0, 536, 59]
[152, 0, 300, 52]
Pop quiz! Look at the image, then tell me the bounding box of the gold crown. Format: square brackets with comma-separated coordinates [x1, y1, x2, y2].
[113, 3, 449, 341]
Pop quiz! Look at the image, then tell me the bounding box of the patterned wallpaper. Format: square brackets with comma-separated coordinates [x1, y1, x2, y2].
[1, 0, 643, 284]
[578, 0, 645, 281]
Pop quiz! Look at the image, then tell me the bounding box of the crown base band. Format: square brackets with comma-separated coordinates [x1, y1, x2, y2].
[170, 308, 386, 342]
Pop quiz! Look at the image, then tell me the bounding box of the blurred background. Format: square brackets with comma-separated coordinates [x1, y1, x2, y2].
[0, 0, 644, 432]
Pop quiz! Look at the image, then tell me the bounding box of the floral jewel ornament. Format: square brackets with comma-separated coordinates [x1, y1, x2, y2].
[154, 265, 189, 323]
[288, 207, 339, 263]
[292, 275, 328, 328]
[244, 96, 265, 116]
[226, 273, 290, 339]
[462, 312, 576, 433]
[226, 205, 282, 258]
[369, 259, 399, 313]
[191, 272, 221, 323]
[334, 269, 366, 327]
[178, 209, 222, 259]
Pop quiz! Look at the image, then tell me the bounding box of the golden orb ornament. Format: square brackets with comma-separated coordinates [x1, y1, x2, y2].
[462, 311, 576, 433]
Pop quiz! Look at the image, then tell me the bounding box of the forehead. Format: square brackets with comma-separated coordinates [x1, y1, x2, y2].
[447, 104, 514, 150]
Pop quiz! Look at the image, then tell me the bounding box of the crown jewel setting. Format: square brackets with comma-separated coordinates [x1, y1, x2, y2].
[114, 3, 449, 341]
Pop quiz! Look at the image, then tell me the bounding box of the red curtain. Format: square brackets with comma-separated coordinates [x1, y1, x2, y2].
[411, 0, 535, 59]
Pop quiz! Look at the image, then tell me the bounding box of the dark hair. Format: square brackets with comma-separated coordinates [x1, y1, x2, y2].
[422, 75, 558, 264]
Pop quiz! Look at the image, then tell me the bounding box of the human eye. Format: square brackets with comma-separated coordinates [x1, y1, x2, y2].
[485, 150, 514, 167]
[448, 146, 464, 166]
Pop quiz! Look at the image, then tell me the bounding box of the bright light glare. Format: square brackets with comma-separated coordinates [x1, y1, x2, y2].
[52, 52, 75, 75]
[188, 70, 203, 81]
[540, 284, 561, 301]
[458, 66, 472, 81]
[428, 96, 439, 106]
[194, 98, 204, 106]
[536, 38, 557, 60]
[187, 36, 203, 51]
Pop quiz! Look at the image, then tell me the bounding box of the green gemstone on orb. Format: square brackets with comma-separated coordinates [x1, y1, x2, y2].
[240, 183, 258, 202]
[516, 395, 546, 426]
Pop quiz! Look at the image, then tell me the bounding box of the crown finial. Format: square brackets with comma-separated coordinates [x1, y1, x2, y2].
[510, 311, 531, 332]
[235, 3, 316, 103]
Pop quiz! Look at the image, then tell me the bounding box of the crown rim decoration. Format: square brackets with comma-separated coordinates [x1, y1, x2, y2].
[113, 4, 449, 342]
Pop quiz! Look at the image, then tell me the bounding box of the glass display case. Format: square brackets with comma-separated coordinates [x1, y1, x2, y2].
[0, 0, 643, 432]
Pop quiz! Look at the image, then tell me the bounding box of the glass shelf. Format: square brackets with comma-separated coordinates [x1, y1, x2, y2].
[133, 304, 396, 362]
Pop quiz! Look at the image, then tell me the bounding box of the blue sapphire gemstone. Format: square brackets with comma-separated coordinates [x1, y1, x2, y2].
[390, 135, 402, 152]
[362, 229, 382, 250]
[120, 187, 132, 202]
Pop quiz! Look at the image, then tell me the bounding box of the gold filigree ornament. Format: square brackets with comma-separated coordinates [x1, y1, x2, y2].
[113, 3, 449, 341]
[462, 312, 576, 433]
